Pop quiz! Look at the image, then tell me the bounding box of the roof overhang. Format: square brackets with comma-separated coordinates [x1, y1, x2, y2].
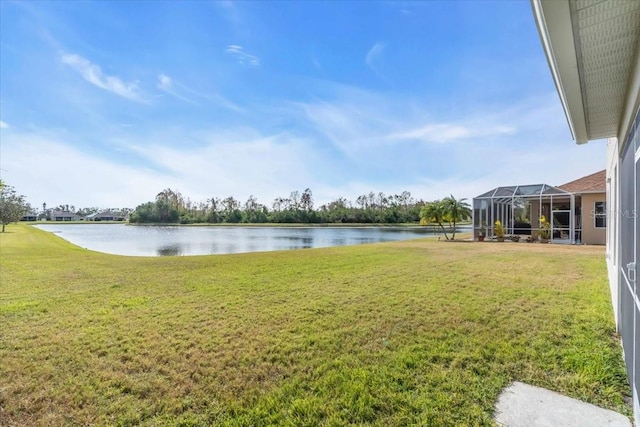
[570, 190, 606, 195]
[531, 0, 640, 144]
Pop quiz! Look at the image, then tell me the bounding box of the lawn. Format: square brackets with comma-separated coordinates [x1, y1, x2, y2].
[0, 224, 630, 426]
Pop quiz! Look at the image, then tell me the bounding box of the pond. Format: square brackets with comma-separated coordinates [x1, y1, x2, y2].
[34, 224, 464, 257]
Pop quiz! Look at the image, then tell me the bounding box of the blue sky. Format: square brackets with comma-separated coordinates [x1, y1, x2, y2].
[0, 0, 607, 209]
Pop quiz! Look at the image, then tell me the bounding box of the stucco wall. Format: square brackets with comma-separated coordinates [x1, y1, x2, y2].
[606, 138, 620, 330]
[581, 192, 606, 245]
[530, 200, 540, 237]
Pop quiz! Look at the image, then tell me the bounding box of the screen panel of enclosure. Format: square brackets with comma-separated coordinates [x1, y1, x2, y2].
[472, 184, 575, 243]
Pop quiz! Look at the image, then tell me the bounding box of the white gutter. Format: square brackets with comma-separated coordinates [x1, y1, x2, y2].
[530, 0, 589, 144]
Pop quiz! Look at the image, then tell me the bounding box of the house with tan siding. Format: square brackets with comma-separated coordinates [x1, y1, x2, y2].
[472, 170, 606, 245]
[557, 170, 606, 245]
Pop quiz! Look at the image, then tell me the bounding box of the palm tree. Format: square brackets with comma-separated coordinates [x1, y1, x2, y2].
[442, 195, 472, 240]
[420, 200, 450, 240]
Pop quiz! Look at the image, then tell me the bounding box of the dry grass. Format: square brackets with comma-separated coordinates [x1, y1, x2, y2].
[0, 224, 630, 426]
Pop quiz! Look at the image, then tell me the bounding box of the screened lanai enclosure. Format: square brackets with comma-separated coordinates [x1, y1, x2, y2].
[472, 184, 580, 244]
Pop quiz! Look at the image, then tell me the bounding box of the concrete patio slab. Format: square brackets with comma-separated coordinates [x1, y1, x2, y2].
[494, 381, 631, 427]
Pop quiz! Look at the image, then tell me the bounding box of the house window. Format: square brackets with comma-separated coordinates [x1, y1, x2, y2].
[594, 201, 606, 228]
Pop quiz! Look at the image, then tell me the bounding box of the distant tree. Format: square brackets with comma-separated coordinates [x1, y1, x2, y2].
[129, 202, 154, 223]
[208, 197, 222, 223]
[377, 192, 388, 210]
[0, 181, 30, 232]
[243, 195, 267, 223]
[400, 191, 413, 218]
[290, 190, 300, 212]
[408, 199, 427, 222]
[420, 200, 449, 240]
[319, 197, 350, 223]
[301, 188, 313, 211]
[156, 188, 183, 211]
[272, 197, 284, 213]
[221, 196, 241, 223]
[442, 195, 471, 240]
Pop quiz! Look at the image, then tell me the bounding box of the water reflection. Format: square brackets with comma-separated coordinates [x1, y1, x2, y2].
[157, 245, 184, 256]
[34, 224, 467, 257]
[300, 237, 313, 248]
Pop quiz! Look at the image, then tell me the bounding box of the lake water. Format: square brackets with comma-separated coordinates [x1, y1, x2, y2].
[34, 224, 460, 257]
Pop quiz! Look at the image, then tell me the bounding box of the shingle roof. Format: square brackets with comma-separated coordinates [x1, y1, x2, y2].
[558, 170, 606, 193]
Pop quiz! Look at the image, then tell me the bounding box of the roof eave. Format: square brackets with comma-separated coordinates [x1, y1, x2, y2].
[531, 0, 589, 144]
[566, 190, 606, 195]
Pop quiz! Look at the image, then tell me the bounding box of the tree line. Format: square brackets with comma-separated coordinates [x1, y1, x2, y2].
[129, 188, 472, 237]
[129, 188, 429, 225]
[0, 182, 471, 238]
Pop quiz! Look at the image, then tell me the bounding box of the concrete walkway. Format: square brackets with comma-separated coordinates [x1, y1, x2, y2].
[494, 382, 631, 427]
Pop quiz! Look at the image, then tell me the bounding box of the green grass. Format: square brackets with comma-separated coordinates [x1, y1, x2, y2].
[0, 224, 630, 426]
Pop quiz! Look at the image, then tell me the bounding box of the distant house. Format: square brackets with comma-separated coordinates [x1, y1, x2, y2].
[86, 210, 127, 221]
[51, 211, 81, 221]
[472, 170, 606, 245]
[21, 212, 38, 221]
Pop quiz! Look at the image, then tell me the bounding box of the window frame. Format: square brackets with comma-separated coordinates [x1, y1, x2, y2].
[594, 201, 606, 228]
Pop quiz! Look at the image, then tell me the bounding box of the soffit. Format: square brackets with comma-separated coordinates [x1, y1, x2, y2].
[571, 0, 640, 140]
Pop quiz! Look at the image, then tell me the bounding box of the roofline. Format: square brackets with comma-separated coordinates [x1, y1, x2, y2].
[531, 0, 588, 144]
[566, 190, 606, 195]
[474, 183, 573, 199]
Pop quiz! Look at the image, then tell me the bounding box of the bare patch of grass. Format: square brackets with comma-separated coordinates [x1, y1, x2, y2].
[0, 225, 630, 426]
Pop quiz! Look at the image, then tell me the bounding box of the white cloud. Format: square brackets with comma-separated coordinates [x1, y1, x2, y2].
[288, 85, 607, 201]
[0, 129, 320, 208]
[311, 53, 322, 71]
[129, 131, 316, 203]
[298, 100, 374, 154]
[294, 85, 551, 159]
[388, 123, 516, 144]
[157, 73, 196, 104]
[156, 73, 243, 112]
[60, 53, 145, 102]
[390, 124, 471, 143]
[0, 70, 607, 212]
[0, 112, 607, 211]
[157, 73, 172, 91]
[225, 45, 260, 66]
[0, 121, 8, 129]
[215, 1, 241, 27]
[0, 133, 166, 207]
[365, 42, 386, 75]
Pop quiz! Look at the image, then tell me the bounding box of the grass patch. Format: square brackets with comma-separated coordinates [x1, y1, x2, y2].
[0, 224, 630, 426]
